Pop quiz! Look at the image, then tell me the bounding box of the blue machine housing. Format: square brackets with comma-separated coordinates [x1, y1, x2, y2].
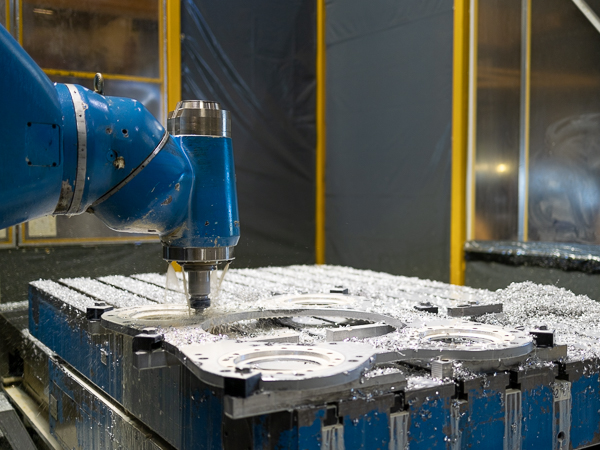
[91, 135, 240, 249]
[165, 136, 239, 248]
[0, 24, 239, 256]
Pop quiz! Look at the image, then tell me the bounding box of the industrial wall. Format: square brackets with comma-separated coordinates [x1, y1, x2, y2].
[325, 0, 455, 282]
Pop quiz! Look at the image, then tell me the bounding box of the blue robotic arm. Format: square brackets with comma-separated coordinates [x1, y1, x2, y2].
[0, 26, 240, 308]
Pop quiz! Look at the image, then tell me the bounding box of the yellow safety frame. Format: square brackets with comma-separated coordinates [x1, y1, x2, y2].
[166, 0, 181, 112]
[315, 0, 326, 264]
[450, 0, 470, 285]
[4, 1, 9, 31]
[0, 227, 16, 249]
[15, 0, 180, 120]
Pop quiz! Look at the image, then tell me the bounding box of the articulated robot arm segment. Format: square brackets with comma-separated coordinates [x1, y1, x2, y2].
[0, 26, 240, 308]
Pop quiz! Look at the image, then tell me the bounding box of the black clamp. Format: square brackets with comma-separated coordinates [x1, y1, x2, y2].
[530, 325, 554, 348]
[224, 369, 261, 398]
[414, 301, 439, 314]
[132, 327, 164, 353]
[86, 302, 114, 321]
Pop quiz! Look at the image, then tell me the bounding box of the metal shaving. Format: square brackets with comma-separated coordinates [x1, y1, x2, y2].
[99, 275, 186, 304]
[158, 325, 225, 347]
[58, 277, 154, 308]
[478, 281, 600, 362]
[31, 279, 96, 312]
[0, 300, 28, 312]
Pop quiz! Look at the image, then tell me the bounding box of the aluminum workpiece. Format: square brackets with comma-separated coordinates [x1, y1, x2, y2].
[17, 264, 600, 449]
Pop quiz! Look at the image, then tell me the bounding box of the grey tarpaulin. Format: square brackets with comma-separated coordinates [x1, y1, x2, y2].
[325, 0, 454, 281]
[181, 0, 316, 267]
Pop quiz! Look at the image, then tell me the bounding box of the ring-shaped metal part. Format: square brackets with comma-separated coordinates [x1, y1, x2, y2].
[178, 341, 376, 390]
[100, 305, 406, 336]
[403, 322, 534, 361]
[65, 84, 87, 214]
[101, 304, 205, 335]
[163, 245, 235, 263]
[259, 293, 368, 309]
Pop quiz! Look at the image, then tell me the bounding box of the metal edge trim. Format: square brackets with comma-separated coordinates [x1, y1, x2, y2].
[315, 0, 326, 265]
[64, 84, 88, 215]
[517, 0, 531, 242]
[89, 131, 170, 210]
[450, 0, 470, 285]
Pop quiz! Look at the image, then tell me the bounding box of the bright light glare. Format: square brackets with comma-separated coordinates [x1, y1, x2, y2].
[496, 163, 507, 173]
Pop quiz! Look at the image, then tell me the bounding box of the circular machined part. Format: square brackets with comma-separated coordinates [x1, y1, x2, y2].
[167, 100, 231, 137]
[179, 341, 376, 390]
[218, 346, 347, 373]
[403, 322, 534, 365]
[260, 293, 367, 309]
[101, 305, 205, 335]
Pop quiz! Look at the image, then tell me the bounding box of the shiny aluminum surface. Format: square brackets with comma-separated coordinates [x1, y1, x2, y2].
[178, 341, 376, 391]
[163, 245, 234, 263]
[59, 84, 87, 215]
[167, 100, 231, 137]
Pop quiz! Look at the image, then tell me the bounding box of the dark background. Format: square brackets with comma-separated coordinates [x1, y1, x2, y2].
[324, 0, 454, 282]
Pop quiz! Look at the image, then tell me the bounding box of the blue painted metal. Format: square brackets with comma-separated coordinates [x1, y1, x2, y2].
[341, 409, 390, 449]
[0, 26, 63, 227]
[520, 384, 554, 449]
[185, 384, 224, 450]
[406, 387, 454, 449]
[253, 415, 271, 449]
[166, 136, 240, 248]
[93, 134, 240, 249]
[298, 409, 325, 450]
[0, 25, 167, 224]
[1, 27, 164, 220]
[460, 375, 508, 449]
[570, 371, 600, 448]
[29, 285, 123, 402]
[32, 280, 600, 450]
[275, 425, 299, 450]
[91, 137, 192, 236]
[66, 86, 166, 214]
